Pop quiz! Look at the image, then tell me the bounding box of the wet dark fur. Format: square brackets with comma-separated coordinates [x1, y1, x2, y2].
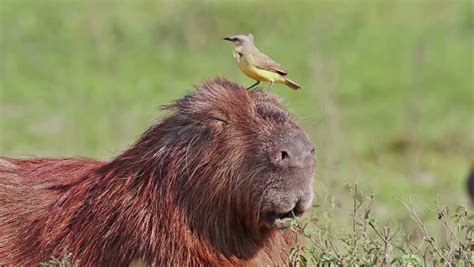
[0, 78, 313, 266]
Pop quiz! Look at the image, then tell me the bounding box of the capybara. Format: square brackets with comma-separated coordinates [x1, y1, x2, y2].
[0, 78, 315, 266]
[467, 166, 474, 206]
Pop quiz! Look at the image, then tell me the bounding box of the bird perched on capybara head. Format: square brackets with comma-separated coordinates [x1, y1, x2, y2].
[0, 78, 316, 266]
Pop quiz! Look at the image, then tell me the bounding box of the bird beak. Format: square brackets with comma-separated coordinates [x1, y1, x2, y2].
[223, 36, 233, 42]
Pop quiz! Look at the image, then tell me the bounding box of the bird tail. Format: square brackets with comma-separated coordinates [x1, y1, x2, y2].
[284, 78, 302, 90]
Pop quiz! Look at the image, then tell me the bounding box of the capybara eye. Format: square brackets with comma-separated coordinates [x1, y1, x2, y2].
[209, 115, 228, 126]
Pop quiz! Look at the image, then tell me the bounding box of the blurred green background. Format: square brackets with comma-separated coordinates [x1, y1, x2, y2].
[1, 0, 473, 237]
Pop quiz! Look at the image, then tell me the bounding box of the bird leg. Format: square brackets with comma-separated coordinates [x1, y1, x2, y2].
[268, 82, 274, 90]
[247, 81, 260, 90]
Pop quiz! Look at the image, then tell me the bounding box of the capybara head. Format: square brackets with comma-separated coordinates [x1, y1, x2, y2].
[118, 78, 316, 257]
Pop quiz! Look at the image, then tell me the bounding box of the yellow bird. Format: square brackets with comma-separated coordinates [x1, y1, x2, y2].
[224, 33, 301, 90]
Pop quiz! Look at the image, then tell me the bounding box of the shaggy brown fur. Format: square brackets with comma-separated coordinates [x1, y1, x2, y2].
[0, 78, 315, 266]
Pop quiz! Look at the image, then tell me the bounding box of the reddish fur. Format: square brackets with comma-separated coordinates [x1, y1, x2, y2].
[0, 78, 307, 266]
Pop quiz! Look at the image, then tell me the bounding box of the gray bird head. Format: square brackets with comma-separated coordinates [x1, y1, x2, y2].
[224, 33, 254, 47]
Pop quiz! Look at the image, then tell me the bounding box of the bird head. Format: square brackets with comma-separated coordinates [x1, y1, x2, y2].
[224, 33, 254, 47]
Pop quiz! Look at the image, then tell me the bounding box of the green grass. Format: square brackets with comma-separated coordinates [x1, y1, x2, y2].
[1, 0, 473, 250]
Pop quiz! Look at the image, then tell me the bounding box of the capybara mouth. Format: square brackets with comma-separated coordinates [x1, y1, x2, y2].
[265, 206, 305, 229]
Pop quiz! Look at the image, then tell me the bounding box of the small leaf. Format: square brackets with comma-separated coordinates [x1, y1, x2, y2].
[299, 255, 307, 267]
[288, 247, 297, 262]
[364, 208, 371, 219]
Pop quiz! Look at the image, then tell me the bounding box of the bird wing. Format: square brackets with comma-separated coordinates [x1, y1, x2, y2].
[252, 50, 288, 76]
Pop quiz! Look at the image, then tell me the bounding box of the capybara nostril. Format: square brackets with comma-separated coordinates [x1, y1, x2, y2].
[271, 132, 315, 169]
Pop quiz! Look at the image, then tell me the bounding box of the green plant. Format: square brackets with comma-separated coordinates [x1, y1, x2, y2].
[40, 250, 72, 267]
[289, 184, 474, 266]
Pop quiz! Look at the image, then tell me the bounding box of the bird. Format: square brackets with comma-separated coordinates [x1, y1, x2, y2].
[224, 33, 301, 90]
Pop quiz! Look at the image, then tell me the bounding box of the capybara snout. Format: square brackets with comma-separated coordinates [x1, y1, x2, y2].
[269, 130, 315, 170]
[262, 130, 315, 227]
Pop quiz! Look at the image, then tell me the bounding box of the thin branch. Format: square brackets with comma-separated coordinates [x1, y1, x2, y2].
[435, 202, 470, 263]
[397, 195, 448, 264]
